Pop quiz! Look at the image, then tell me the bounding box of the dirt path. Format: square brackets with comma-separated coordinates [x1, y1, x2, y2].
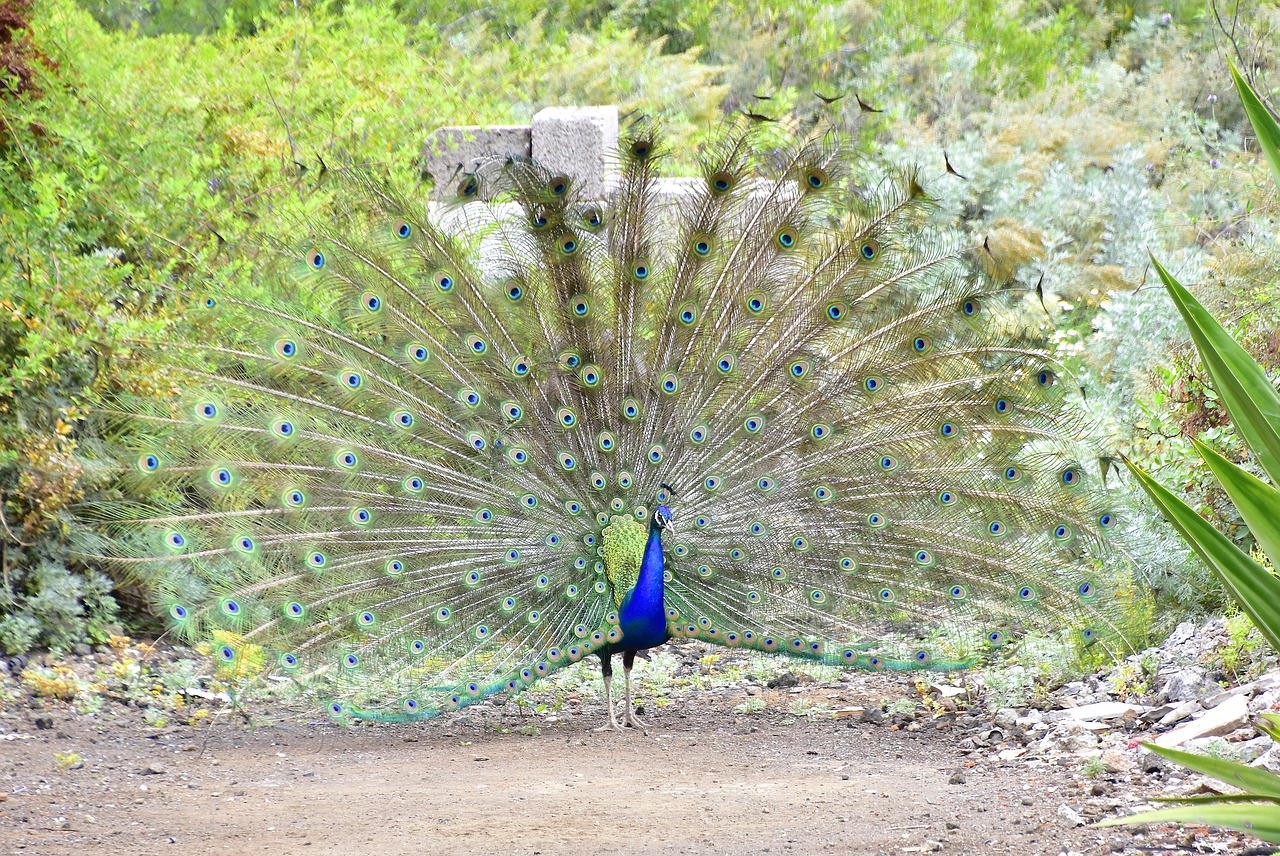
[0, 676, 1218, 856]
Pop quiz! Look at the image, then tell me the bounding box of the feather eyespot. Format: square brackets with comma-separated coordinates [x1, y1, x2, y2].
[710, 171, 735, 193]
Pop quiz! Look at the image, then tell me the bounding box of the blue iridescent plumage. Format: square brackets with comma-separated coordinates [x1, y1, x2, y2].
[92, 123, 1133, 728]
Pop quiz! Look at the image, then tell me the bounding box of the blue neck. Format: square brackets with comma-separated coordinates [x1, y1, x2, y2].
[617, 519, 669, 650]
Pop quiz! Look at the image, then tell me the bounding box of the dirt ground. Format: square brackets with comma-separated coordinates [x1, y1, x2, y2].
[0, 667, 1254, 856]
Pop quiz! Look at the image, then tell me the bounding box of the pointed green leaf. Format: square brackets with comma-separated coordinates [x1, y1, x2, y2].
[1097, 802, 1280, 842]
[1230, 61, 1280, 194]
[1126, 460, 1280, 653]
[1193, 438, 1280, 571]
[1141, 742, 1280, 798]
[1152, 256, 1280, 485]
[1152, 794, 1280, 806]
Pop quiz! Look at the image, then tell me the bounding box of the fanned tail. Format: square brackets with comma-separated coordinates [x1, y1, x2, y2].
[87, 121, 1134, 721]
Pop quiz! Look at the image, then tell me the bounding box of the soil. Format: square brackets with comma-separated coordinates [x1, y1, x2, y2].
[0, 651, 1256, 856]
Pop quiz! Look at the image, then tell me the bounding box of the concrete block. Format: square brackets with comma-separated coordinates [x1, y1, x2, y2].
[423, 125, 531, 201]
[531, 106, 619, 200]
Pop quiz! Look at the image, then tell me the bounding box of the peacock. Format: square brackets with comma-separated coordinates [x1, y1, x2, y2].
[91, 122, 1130, 731]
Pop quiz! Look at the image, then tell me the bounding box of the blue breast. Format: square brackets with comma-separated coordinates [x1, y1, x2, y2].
[617, 521, 670, 650]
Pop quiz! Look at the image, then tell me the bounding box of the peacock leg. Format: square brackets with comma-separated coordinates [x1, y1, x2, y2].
[621, 650, 648, 734]
[593, 652, 622, 732]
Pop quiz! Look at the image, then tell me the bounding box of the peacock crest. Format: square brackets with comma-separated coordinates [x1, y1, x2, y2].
[91, 121, 1130, 725]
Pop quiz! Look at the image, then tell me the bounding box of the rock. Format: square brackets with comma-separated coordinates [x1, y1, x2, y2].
[860, 707, 884, 726]
[1014, 710, 1044, 730]
[1045, 702, 1148, 724]
[144, 762, 166, 775]
[530, 106, 620, 200]
[1101, 749, 1135, 773]
[1160, 667, 1213, 703]
[33, 715, 53, 731]
[1235, 736, 1274, 763]
[1036, 720, 1102, 755]
[1156, 700, 1202, 728]
[1251, 746, 1280, 775]
[1140, 751, 1167, 774]
[1152, 695, 1249, 748]
[766, 672, 798, 689]
[72, 643, 92, 657]
[1140, 704, 1173, 723]
[948, 770, 966, 785]
[992, 708, 1018, 730]
[1057, 804, 1085, 827]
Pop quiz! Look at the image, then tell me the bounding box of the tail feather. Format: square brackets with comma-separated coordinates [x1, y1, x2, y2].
[87, 122, 1134, 720]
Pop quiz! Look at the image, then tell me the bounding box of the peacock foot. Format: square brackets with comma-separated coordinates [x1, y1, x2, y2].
[594, 706, 623, 732]
[624, 708, 648, 734]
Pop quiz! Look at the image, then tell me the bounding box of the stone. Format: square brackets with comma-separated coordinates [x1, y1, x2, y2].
[531, 105, 619, 200]
[1160, 666, 1212, 703]
[1251, 745, 1280, 775]
[993, 708, 1018, 730]
[422, 124, 532, 201]
[1152, 694, 1249, 748]
[1057, 804, 1085, 827]
[1156, 700, 1202, 727]
[1035, 720, 1101, 755]
[144, 761, 166, 775]
[1045, 702, 1148, 724]
[1101, 749, 1135, 773]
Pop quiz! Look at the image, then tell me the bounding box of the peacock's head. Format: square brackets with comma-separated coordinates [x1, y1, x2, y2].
[653, 504, 675, 532]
